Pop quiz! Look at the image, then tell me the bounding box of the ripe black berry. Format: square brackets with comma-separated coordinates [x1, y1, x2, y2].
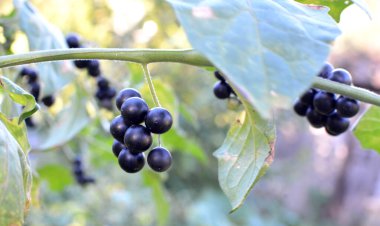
[325, 113, 350, 135]
[20, 67, 33, 77]
[336, 96, 360, 118]
[313, 91, 336, 115]
[116, 88, 142, 111]
[87, 60, 101, 77]
[121, 97, 149, 125]
[30, 82, 40, 101]
[300, 89, 316, 105]
[110, 115, 129, 143]
[306, 108, 327, 128]
[329, 68, 352, 85]
[105, 87, 117, 99]
[293, 100, 308, 116]
[318, 62, 333, 79]
[118, 148, 145, 173]
[124, 125, 152, 153]
[74, 60, 90, 69]
[214, 71, 225, 81]
[95, 89, 108, 100]
[66, 34, 80, 48]
[213, 81, 231, 99]
[25, 117, 35, 128]
[41, 95, 55, 107]
[97, 77, 109, 90]
[112, 140, 124, 157]
[27, 70, 38, 84]
[145, 107, 173, 134]
[147, 147, 172, 172]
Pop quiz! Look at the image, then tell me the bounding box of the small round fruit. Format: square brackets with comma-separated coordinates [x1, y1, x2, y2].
[147, 147, 172, 172]
[336, 96, 360, 118]
[313, 91, 336, 116]
[293, 100, 308, 116]
[20, 67, 33, 77]
[318, 62, 333, 79]
[110, 115, 129, 143]
[214, 71, 225, 81]
[74, 60, 90, 69]
[73, 165, 83, 177]
[213, 81, 231, 99]
[66, 34, 80, 48]
[95, 89, 107, 100]
[112, 140, 125, 157]
[121, 97, 149, 125]
[87, 60, 101, 77]
[124, 125, 152, 153]
[30, 82, 40, 101]
[25, 117, 35, 128]
[325, 113, 350, 135]
[329, 68, 352, 85]
[41, 95, 55, 107]
[27, 70, 38, 84]
[145, 107, 173, 134]
[116, 88, 142, 111]
[105, 87, 117, 99]
[97, 77, 109, 90]
[118, 148, 145, 173]
[306, 108, 327, 128]
[300, 89, 316, 105]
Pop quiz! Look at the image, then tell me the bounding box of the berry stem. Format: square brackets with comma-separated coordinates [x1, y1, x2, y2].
[142, 63, 161, 107]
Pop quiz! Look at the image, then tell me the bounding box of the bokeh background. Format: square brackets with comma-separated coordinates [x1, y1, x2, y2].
[1, 0, 380, 225]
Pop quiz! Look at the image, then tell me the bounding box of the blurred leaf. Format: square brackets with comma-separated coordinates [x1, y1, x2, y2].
[142, 171, 170, 226]
[14, 0, 76, 96]
[213, 101, 275, 212]
[0, 120, 32, 226]
[37, 164, 74, 191]
[0, 76, 38, 124]
[0, 114, 30, 151]
[354, 107, 380, 152]
[169, 0, 340, 118]
[296, 0, 371, 22]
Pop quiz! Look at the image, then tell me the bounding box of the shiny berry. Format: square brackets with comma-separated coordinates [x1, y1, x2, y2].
[325, 113, 350, 135]
[116, 88, 141, 111]
[300, 89, 316, 105]
[293, 100, 308, 116]
[97, 77, 109, 90]
[213, 81, 231, 99]
[329, 68, 352, 85]
[87, 60, 101, 77]
[147, 147, 172, 172]
[105, 87, 117, 99]
[336, 96, 360, 118]
[306, 108, 327, 128]
[110, 115, 129, 143]
[20, 67, 33, 77]
[313, 91, 336, 116]
[145, 107, 173, 134]
[121, 97, 149, 125]
[124, 125, 152, 153]
[118, 148, 145, 173]
[66, 34, 81, 48]
[318, 62, 333, 79]
[112, 140, 125, 157]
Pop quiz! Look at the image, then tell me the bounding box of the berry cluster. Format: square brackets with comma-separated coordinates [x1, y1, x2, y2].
[72, 156, 96, 186]
[213, 71, 236, 100]
[20, 67, 55, 127]
[293, 63, 360, 136]
[110, 88, 173, 173]
[65, 34, 116, 110]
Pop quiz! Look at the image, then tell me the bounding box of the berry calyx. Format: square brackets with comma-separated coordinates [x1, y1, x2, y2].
[116, 88, 141, 111]
[325, 113, 350, 135]
[147, 147, 172, 172]
[306, 108, 327, 128]
[124, 125, 152, 153]
[329, 68, 352, 85]
[121, 97, 149, 125]
[112, 140, 125, 157]
[145, 107, 173, 134]
[313, 91, 336, 115]
[110, 115, 129, 143]
[336, 96, 360, 118]
[213, 81, 231, 99]
[118, 148, 145, 173]
[293, 100, 308, 116]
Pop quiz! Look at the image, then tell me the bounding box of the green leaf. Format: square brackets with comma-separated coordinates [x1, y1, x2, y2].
[354, 106, 380, 152]
[296, 0, 371, 22]
[14, 0, 76, 96]
[169, 0, 340, 118]
[0, 120, 32, 226]
[213, 101, 275, 212]
[37, 164, 73, 191]
[142, 171, 170, 226]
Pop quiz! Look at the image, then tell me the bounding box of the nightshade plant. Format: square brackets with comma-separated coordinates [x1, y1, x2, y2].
[0, 0, 377, 225]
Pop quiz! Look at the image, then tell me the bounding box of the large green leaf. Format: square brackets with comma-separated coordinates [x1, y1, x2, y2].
[14, 0, 76, 96]
[354, 107, 380, 152]
[0, 120, 32, 226]
[213, 102, 275, 212]
[296, 0, 371, 22]
[169, 0, 340, 118]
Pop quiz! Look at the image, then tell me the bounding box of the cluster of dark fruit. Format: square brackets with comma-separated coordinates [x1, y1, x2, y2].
[72, 156, 96, 186]
[20, 67, 55, 127]
[65, 34, 116, 110]
[110, 88, 173, 173]
[293, 63, 360, 136]
[213, 71, 237, 100]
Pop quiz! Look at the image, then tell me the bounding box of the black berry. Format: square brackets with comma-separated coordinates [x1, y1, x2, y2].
[313, 91, 336, 116]
[124, 125, 152, 153]
[30, 82, 40, 101]
[87, 60, 101, 77]
[336, 96, 360, 118]
[112, 140, 124, 157]
[105, 87, 117, 99]
[95, 89, 108, 100]
[214, 71, 225, 81]
[20, 67, 33, 77]
[116, 88, 141, 111]
[147, 147, 172, 172]
[121, 97, 149, 125]
[74, 60, 90, 69]
[145, 107, 173, 134]
[325, 113, 350, 135]
[306, 108, 327, 128]
[41, 95, 55, 107]
[318, 62, 333, 79]
[25, 117, 35, 128]
[293, 100, 308, 116]
[300, 89, 316, 105]
[329, 68, 352, 85]
[213, 81, 231, 99]
[66, 34, 81, 48]
[97, 77, 109, 90]
[110, 115, 129, 143]
[27, 70, 38, 84]
[118, 148, 145, 173]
